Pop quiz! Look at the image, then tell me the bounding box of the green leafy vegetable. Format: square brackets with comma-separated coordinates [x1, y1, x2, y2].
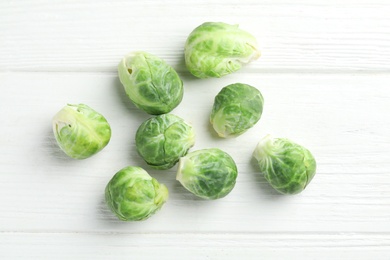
[210, 83, 264, 138]
[105, 166, 168, 221]
[136, 114, 195, 170]
[253, 135, 316, 195]
[185, 22, 260, 78]
[52, 104, 111, 159]
[118, 51, 183, 115]
[176, 148, 238, 199]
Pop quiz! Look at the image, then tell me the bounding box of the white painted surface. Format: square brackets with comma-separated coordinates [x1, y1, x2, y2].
[1, 1, 390, 259]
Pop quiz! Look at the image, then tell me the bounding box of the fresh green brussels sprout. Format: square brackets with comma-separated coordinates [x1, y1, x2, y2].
[253, 135, 316, 195]
[210, 83, 264, 138]
[105, 166, 168, 221]
[176, 148, 238, 199]
[118, 51, 183, 115]
[184, 22, 260, 78]
[136, 114, 195, 170]
[52, 104, 111, 159]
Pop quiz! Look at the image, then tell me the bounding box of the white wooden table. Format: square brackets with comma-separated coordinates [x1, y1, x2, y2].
[1, 1, 390, 259]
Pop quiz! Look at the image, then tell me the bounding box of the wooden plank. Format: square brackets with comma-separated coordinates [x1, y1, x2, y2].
[1, 1, 390, 72]
[0, 232, 389, 259]
[0, 72, 389, 234]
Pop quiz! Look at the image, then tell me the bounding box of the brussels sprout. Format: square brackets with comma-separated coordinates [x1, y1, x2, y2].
[52, 104, 111, 159]
[253, 135, 316, 195]
[105, 166, 168, 221]
[118, 51, 183, 115]
[136, 114, 195, 170]
[176, 148, 238, 199]
[210, 83, 264, 138]
[184, 22, 260, 78]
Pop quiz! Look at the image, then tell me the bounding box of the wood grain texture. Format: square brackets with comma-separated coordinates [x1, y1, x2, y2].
[1, 0, 390, 258]
[1, 233, 390, 259]
[1, 0, 390, 72]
